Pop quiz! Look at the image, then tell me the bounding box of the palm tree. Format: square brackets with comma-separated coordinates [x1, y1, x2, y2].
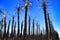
[17, 4, 20, 40]
[23, 2, 28, 40]
[28, 16, 30, 40]
[21, 21, 23, 40]
[13, 22, 16, 40]
[28, 16, 30, 36]
[3, 15, 7, 40]
[42, 0, 49, 40]
[7, 20, 10, 40]
[10, 16, 14, 40]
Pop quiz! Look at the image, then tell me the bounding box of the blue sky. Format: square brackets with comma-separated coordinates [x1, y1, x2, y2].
[0, 0, 60, 37]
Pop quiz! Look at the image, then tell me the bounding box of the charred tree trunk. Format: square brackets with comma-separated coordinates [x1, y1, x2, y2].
[17, 4, 20, 36]
[21, 21, 23, 40]
[14, 22, 16, 40]
[21, 21, 23, 36]
[28, 16, 30, 40]
[28, 16, 30, 36]
[23, 3, 28, 40]
[3, 15, 7, 40]
[7, 20, 10, 40]
[17, 4, 20, 40]
[4, 15, 6, 35]
[10, 16, 14, 40]
[43, 0, 49, 40]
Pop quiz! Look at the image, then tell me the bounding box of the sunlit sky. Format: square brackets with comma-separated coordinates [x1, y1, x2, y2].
[0, 0, 60, 37]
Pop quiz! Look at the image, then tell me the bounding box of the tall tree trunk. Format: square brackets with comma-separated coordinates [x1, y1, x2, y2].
[21, 21, 23, 40]
[3, 15, 7, 40]
[14, 22, 16, 40]
[4, 15, 6, 34]
[23, 3, 28, 40]
[28, 16, 30, 36]
[7, 20, 10, 40]
[10, 16, 14, 40]
[28, 16, 30, 40]
[17, 4, 20, 40]
[17, 4, 20, 36]
[43, 0, 49, 40]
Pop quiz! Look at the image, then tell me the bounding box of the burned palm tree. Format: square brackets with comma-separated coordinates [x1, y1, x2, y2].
[42, 0, 49, 40]
[28, 16, 30, 36]
[13, 22, 16, 40]
[21, 21, 23, 36]
[23, 0, 32, 40]
[3, 15, 7, 40]
[7, 20, 10, 40]
[21, 21, 23, 40]
[23, 3, 28, 35]
[17, 4, 20, 40]
[23, 1, 28, 40]
[28, 16, 30, 40]
[10, 16, 14, 40]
